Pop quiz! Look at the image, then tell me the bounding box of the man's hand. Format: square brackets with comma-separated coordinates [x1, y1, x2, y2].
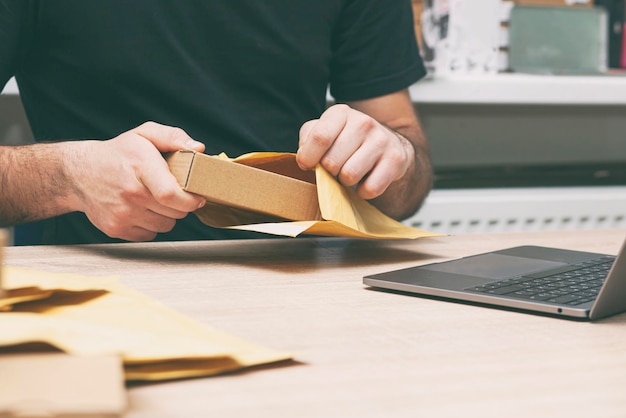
[64, 122, 206, 241]
[296, 90, 432, 220]
[297, 104, 414, 201]
[1, 122, 206, 241]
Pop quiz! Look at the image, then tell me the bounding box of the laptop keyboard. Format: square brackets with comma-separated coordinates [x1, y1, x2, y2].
[466, 256, 616, 306]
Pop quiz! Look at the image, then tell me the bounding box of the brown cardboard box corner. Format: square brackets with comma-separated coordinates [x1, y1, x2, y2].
[167, 151, 321, 227]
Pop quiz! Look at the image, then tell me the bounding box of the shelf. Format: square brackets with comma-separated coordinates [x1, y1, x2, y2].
[433, 162, 626, 189]
[405, 185, 626, 234]
[7, 73, 626, 105]
[409, 73, 626, 105]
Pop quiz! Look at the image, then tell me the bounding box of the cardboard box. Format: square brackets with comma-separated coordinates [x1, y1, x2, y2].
[166, 151, 440, 239]
[167, 151, 321, 225]
[0, 353, 126, 417]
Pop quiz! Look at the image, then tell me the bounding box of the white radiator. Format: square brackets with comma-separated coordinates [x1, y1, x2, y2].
[405, 186, 626, 234]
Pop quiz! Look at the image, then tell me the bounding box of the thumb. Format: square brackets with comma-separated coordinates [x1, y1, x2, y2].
[133, 121, 206, 153]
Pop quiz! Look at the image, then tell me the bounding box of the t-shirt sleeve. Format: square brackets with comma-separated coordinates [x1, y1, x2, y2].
[0, 0, 28, 90]
[328, 0, 426, 102]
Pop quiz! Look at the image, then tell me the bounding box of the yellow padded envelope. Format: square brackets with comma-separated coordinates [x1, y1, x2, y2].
[0, 267, 292, 381]
[169, 151, 441, 239]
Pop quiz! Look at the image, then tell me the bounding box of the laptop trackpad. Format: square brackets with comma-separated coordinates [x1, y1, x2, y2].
[420, 253, 566, 280]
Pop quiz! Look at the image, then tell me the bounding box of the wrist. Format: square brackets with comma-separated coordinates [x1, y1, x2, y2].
[56, 141, 90, 213]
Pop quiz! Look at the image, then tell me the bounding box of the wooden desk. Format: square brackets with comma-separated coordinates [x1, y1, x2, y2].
[5, 229, 626, 417]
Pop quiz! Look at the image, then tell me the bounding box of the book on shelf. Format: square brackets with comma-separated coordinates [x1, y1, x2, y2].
[594, 0, 625, 68]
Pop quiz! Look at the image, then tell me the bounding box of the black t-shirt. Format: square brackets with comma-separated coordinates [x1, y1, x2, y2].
[1, 0, 426, 244]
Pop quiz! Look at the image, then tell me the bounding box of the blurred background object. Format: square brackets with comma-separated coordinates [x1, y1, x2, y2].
[412, 0, 626, 75]
[508, 5, 607, 74]
[419, 0, 502, 75]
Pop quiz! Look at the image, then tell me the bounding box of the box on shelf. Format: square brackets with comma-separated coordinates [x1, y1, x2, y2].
[509, 0, 592, 6]
[594, 0, 625, 68]
[508, 5, 608, 74]
[420, 0, 502, 75]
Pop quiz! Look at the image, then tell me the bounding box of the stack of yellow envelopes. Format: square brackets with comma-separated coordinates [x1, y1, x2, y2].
[0, 266, 292, 381]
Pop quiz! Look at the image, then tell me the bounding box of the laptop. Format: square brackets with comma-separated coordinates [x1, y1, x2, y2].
[363, 239, 626, 320]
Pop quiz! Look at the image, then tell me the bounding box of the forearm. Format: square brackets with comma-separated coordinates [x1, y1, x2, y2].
[370, 124, 433, 221]
[0, 142, 80, 226]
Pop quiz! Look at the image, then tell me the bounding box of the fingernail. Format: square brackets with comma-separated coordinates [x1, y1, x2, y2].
[197, 199, 206, 209]
[184, 140, 204, 150]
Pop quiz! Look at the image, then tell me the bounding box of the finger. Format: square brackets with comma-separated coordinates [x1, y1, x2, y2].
[146, 201, 194, 220]
[137, 156, 206, 213]
[119, 226, 158, 242]
[350, 140, 410, 200]
[335, 141, 380, 187]
[296, 106, 348, 170]
[315, 116, 371, 178]
[134, 121, 205, 153]
[298, 120, 316, 148]
[354, 158, 397, 200]
[131, 209, 178, 234]
[96, 215, 161, 242]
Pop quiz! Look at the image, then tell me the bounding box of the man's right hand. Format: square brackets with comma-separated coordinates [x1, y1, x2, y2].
[62, 122, 207, 241]
[1, 122, 206, 240]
